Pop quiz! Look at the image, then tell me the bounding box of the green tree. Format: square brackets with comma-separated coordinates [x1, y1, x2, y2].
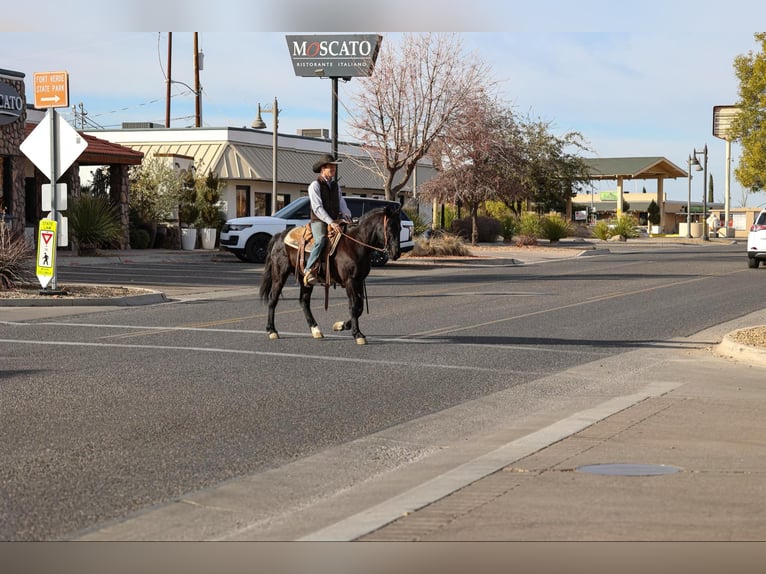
[196, 170, 225, 228]
[128, 156, 183, 226]
[647, 199, 661, 226]
[731, 33, 766, 196]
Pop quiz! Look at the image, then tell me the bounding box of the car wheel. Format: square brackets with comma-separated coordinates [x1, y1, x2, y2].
[245, 234, 271, 263]
[370, 250, 389, 267]
[748, 256, 760, 269]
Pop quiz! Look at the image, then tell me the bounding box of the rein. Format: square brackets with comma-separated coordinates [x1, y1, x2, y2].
[339, 214, 390, 253]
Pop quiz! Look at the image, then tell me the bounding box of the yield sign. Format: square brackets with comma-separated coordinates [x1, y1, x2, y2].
[19, 109, 88, 181]
[36, 219, 57, 289]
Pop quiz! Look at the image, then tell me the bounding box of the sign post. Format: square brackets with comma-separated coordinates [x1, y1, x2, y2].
[713, 105, 741, 236]
[20, 71, 86, 293]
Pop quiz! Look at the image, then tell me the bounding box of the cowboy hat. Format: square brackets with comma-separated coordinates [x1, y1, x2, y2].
[312, 154, 341, 173]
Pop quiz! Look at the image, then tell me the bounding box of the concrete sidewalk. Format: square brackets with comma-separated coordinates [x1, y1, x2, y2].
[350, 321, 766, 541]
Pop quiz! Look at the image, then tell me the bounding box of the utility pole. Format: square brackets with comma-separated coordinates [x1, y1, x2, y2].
[194, 32, 202, 128]
[165, 32, 172, 128]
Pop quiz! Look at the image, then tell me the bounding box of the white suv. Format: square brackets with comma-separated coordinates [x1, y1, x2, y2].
[747, 209, 766, 268]
[220, 196, 415, 265]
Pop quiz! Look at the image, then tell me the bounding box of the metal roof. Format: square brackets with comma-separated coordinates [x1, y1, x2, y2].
[583, 157, 687, 180]
[117, 140, 432, 193]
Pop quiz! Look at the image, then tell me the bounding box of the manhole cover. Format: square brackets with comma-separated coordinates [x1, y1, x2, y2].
[575, 463, 682, 476]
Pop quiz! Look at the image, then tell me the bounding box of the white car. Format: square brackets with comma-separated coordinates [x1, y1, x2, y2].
[220, 196, 415, 265]
[747, 209, 766, 268]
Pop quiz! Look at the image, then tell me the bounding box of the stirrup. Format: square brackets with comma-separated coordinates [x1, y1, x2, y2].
[303, 270, 316, 286]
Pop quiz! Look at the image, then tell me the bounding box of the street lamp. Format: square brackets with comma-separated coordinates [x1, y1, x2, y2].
[252, 97, 279, 215]
[692, 144, 708, 240]
[686, 155, 694, 238]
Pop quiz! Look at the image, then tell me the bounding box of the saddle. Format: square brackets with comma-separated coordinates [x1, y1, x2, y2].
[284, 222, 344, 276]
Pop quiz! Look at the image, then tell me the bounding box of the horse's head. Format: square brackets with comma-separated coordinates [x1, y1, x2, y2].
[383, 204, 402, 261]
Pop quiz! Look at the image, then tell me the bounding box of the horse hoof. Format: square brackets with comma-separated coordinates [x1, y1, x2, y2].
[268, 332, 279, 340]
[356, 337, 367, 345]
[333, 321, 346, 332]
[311, 326, 324, 339]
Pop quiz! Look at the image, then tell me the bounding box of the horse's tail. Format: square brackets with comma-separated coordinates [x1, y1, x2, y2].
[259, 236, 277, 303]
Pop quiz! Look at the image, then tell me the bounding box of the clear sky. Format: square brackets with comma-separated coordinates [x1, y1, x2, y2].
[4, 0, 766, 204]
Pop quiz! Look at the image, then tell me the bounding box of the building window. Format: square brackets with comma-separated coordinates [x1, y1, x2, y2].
[236, 185, 250, 217]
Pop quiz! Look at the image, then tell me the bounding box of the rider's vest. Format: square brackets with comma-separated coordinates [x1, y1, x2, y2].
[310, 178, 341, 222]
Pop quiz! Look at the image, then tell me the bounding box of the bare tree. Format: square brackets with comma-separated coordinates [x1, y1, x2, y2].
[420, 95, 521, 244]
[348, 33, 492, 201]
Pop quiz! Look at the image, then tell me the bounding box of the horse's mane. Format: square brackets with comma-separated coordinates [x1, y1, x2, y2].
[348, 207, 394, 243]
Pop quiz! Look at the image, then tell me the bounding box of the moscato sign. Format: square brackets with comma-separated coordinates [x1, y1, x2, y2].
[0, 81, 24, 126]
[285, 34, 382, 78]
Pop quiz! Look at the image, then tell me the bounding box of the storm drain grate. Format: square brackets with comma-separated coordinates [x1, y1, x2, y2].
[575, 463, 682, 476]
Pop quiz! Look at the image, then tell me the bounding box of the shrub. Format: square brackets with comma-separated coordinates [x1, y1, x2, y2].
[450, 216, 502, 243]
[0, 213, 34, 290]
[540, 214, 574, 243]
[68, 193, 122, 253]
[514, 212, 542, 246]
[410, 233, 471, 257]
[130, 227, 152, 249]
[610, 214, 640, 238]
[592, 215, 640, 241]
[593, 220, 610, 240]
[404, 207, 429, 237]
[499, 216, 517, 242]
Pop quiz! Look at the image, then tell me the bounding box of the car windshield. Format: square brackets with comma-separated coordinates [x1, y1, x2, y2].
[273, 197, 311, 219]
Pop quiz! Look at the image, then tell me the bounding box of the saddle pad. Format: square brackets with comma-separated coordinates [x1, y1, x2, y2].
[283, 224, 344, 255]
[285, 225, 313, 252]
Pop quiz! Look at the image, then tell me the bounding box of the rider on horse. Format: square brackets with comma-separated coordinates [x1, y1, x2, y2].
[304, 154, 352, 286]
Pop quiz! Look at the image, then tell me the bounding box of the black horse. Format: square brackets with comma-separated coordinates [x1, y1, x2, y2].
[259, 205, 402, 344]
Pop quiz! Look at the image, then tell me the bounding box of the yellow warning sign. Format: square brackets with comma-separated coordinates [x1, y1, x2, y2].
[36, 219, 57, 288]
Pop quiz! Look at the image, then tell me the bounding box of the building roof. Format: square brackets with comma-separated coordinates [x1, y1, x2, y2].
[97, 131, 435, 192]
[583, 157, 687, 180]
[24, 124, 144, 166]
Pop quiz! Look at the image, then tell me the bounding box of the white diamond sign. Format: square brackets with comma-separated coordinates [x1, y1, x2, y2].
[20, 109, 88, 181]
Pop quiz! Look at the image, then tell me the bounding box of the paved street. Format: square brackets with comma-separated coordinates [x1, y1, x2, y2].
[3, 239, 766, 545]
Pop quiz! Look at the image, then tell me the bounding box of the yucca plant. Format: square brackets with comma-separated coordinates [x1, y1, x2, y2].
[68, 193, 122, 255]
[540, 214, 574, 243]
[0, 211, 34, 290]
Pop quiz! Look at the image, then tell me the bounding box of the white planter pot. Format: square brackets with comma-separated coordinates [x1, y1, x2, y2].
[181, 227, 197, 251]
[200, 227, 216, 250]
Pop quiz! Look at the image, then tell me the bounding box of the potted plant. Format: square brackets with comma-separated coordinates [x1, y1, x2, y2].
[647, 199, 661, 234]
[196, 170, 225, 250]
[178, 171, 199, 250]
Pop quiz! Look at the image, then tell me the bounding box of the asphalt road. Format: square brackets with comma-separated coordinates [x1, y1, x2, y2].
[1, 241, 760, 540]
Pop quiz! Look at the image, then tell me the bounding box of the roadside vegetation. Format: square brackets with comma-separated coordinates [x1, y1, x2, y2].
[0, 209, 34, 290]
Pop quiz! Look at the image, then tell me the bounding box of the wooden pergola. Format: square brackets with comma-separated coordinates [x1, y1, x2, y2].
[583, 157, 687, 230]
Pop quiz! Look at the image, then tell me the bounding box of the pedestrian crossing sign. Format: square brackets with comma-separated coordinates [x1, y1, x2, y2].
[36, 219, 57, 288]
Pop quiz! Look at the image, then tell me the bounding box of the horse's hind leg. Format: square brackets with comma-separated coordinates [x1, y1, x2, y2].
[299, 284, 323, 339]
[265, 267, 292, 340]
[265, 281, 284, 340]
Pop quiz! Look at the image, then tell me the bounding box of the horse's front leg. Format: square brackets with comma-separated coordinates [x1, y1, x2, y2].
[333, 280, 366, 344]
[299, 284, 323, 339]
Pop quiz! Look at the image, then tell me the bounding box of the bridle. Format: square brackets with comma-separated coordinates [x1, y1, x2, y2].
[339, 212, 396, 254]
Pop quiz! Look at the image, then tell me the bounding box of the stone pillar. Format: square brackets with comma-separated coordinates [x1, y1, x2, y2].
[110, 165, 130, 249]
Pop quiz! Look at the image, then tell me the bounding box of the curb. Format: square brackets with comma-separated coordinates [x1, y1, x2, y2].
[715, 330, 766, 368]
[0, 289, 168, 307]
